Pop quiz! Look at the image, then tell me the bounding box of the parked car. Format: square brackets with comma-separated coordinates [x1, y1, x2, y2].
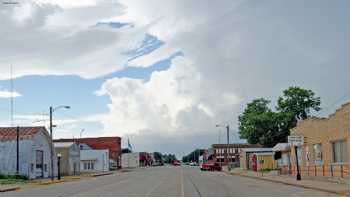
[172, 160, 181, 166]
[200, 162, 222, 171]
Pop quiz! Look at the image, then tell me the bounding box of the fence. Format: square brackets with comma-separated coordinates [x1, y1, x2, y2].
[280, 164, 350, 179]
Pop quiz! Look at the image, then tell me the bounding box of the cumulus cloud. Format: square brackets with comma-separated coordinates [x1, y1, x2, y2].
[96, 0, 350, 154]
[0, 0, 144, 79]
[97, 56, 242, 153]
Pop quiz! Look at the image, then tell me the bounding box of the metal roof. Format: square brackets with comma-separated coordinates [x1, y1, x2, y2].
[272, 143, 291, 152]
[54, 142, 76, 148]
[0, 127, 45, 141]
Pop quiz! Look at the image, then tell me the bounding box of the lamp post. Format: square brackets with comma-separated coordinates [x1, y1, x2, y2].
[80, 129, 85, 139]
[216, 124, 230, 170]
[57, 153, 61, 180]
[50, 105, 70, 181]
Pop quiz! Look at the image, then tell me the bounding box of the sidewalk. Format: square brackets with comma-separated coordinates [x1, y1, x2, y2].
[30, 171, 116, 186]
[0, 185, 20, 192]
[227, 169, 350, 196]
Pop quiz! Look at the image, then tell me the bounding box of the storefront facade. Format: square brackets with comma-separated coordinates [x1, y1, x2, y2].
[290, 102, 350, 178]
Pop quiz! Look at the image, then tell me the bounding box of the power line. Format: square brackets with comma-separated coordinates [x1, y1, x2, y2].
[315, 90, 350, 116]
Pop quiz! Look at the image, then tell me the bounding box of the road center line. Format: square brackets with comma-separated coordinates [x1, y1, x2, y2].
[180, 169, 185, 197]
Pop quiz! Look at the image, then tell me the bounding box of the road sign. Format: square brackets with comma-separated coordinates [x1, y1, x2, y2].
[288, 135, 304, 146]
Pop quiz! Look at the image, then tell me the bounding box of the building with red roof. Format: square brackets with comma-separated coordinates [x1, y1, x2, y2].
[0, 126, 57, 179]
[54, 137, 121, 168]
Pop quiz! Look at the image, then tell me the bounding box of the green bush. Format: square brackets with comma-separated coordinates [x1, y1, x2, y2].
[0, 174, 28, 180]
[258, 168, 275, 173]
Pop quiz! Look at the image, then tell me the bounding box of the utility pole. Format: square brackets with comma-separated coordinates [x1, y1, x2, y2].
[10, 65, 14, 127]
[50, 106, 54, 181]
[226, 125, 230, 169]
[16, 126, 19, 175]
[48, 105, 70, 181]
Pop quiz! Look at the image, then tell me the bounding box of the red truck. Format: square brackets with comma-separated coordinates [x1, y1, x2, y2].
[200, 161, 222, 171]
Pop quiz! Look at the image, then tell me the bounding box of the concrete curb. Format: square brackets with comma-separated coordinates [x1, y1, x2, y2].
[91, 172, 113, 177]
[0, 186, 20, 193]
[228, 172, 348, 196]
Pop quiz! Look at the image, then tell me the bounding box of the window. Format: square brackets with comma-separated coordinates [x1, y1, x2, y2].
[332, 140, 347, 163]
[87, 162, 91, 169]
[44, 164, 47, 172]
[313, 143, 323, 165]
[91, 162, 95, 170]
[84, 162, 88, 170]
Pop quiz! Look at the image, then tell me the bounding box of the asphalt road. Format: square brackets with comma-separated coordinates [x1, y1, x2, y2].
[2, 166, 339, 197]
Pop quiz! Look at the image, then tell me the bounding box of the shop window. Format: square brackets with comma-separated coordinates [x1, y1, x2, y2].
[313, 143, 323, 165]
[332, 140, 347, 163]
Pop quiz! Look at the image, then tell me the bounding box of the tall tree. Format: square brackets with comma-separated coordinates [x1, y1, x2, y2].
[238, 98, 272, 145]
[277, 86, 321, 127]
[238, 87, 321, 147]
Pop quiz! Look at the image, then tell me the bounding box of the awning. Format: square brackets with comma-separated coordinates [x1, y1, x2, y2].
[81, 159, 98, 161]
[272, 143, 291, 152]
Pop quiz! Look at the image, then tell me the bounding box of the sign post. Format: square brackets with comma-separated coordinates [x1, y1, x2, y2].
[288, 135, 304, 181]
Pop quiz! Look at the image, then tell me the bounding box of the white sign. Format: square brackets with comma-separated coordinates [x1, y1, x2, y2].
[288, 135, 304, 146]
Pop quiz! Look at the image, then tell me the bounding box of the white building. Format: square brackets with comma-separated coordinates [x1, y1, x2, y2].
[121, 153, 140, 168]
[80, 144, 109, 173]
[54, 142, 80, 176]
[0, 127, 57, 179]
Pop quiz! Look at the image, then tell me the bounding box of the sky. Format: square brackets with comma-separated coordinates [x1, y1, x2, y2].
[0, 0, 350, 157]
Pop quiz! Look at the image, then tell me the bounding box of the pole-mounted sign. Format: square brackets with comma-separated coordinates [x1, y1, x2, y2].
[288, 135, 304, 181]
[288, 135, 304, 147]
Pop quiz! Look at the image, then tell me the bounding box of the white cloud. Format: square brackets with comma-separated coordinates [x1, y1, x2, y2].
[97, 56, 242, 139]
[0, 90, 22, 98]
[97, 0, 350, 155]
[0, 0, 143, 80]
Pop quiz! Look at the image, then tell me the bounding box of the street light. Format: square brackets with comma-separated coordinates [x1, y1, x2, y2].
[50, 105, 70, 181]
[80, 129, 85, 139]
[216, 124, 230, 170]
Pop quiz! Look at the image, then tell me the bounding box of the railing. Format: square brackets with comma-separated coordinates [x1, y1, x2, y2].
[280, 164, 350, 178]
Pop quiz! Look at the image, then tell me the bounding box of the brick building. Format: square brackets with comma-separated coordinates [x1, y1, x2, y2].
[290, 102, 350, 178]
[55, 137, 121, 168]
[212, 143, 262, 167]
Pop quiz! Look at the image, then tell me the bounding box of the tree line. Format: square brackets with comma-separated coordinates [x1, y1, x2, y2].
[182, 149, 205, 163]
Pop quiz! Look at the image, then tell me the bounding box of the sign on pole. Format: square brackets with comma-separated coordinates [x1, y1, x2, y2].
[288, 135, 304, 147]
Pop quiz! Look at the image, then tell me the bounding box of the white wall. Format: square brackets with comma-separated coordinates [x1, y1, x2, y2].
[80, 150, 109, 172]
[0, 131, 56, 179]
[121, 153, 140, 168]
[68, 144, 80, 175]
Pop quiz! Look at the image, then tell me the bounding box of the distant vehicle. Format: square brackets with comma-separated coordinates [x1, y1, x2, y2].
[172, 160, 181, 166]
[190, 162, 198, 166]
[200, 162, 222, 171]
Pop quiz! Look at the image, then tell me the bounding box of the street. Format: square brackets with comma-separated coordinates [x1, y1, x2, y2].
[2, 166, 339, 197]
